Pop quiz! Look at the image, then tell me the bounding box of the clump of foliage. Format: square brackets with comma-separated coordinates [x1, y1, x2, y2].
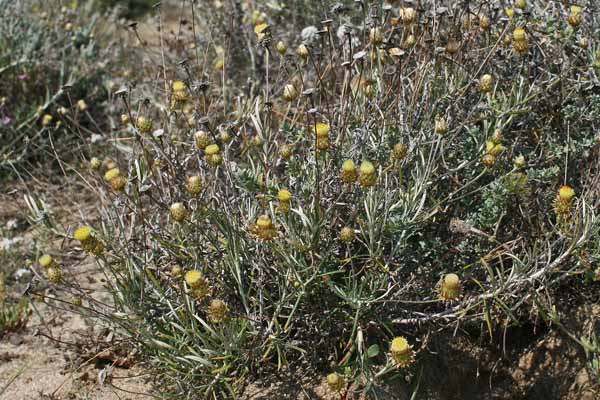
[29, 0, 600, 398]
[0, 0, 122, 179]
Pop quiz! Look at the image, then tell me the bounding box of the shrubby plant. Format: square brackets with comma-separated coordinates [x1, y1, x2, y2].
[30, 0, 600, 398]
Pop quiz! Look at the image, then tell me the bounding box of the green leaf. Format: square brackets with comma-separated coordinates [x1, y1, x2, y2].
[367, 344, 380, 358]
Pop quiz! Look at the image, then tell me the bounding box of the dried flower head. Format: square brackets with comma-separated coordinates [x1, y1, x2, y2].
[479, 14, 491, 30]
[186, 176, 203, 195]
[435, 117, 448, 135]
[482, 153, 496, 168]
[296, 44, 309, 59]
[279, 143, 293, 160]
[479, 74, 493, 93]
[391, 143, 408, 162]
[195, 130, 212, 150]
[515, 0, 527, 10]
[208, 299, 229, 323]
[171, 265, 183, 277]
[568, 6, 583, 28]
[440, 273, 461, 301]
[170, 202, 188, 222]
[283, 84, 299, 102]
[399, 7, 417, 25]
[46, 267, 62, 284]
[251, 215, 278, 241]
[369, 27, 383, 45]
[340, 227, 356, 243]
[136, 116, 153, 134]
[446, 39, 460, 55]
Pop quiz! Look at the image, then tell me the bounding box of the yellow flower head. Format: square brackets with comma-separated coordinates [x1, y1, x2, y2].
[46, 267, 62, 284]
[341, 160, 357, 183]
[104, 168, 121, 182]
[205, 144, 220, 156]
[390, 336, 415, 367]
[172, 80, 186, 92]
[360, 161, 375, 175]
[184, 270, 204, 288]
[278, 189, 292, 202]
[254, 23, 269, 36]
[359, 161, 377, 187]
[558, 185, 575, 202]
[39, 254, 55, 269]
[276, 41, 287, 55]
[326, 373, 345, 392]
[42, 114, 53, 127]
[479, 74, 493, 93]
[314, 122, 330, 137]
[513, 27, 526, 42]
[74, 226, 92, 242]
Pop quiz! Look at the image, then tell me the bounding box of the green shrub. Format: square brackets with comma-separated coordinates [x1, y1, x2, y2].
[33, 0, 600, 398]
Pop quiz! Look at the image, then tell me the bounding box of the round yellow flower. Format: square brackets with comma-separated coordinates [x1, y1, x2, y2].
[278, 189, 292, 202]
[74, 226, 92, 242]
[558, 185, 575, 202]
[184, 270, 204, 288]
[390, 336, 415, 367]
[39, 254, 56, 269]
[340, 160, 357, 183]
[326, 373, 345, 392]
[314, 122, 330, 137]
[104, 168, 121, 182]
[359, 161, 377, 187]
